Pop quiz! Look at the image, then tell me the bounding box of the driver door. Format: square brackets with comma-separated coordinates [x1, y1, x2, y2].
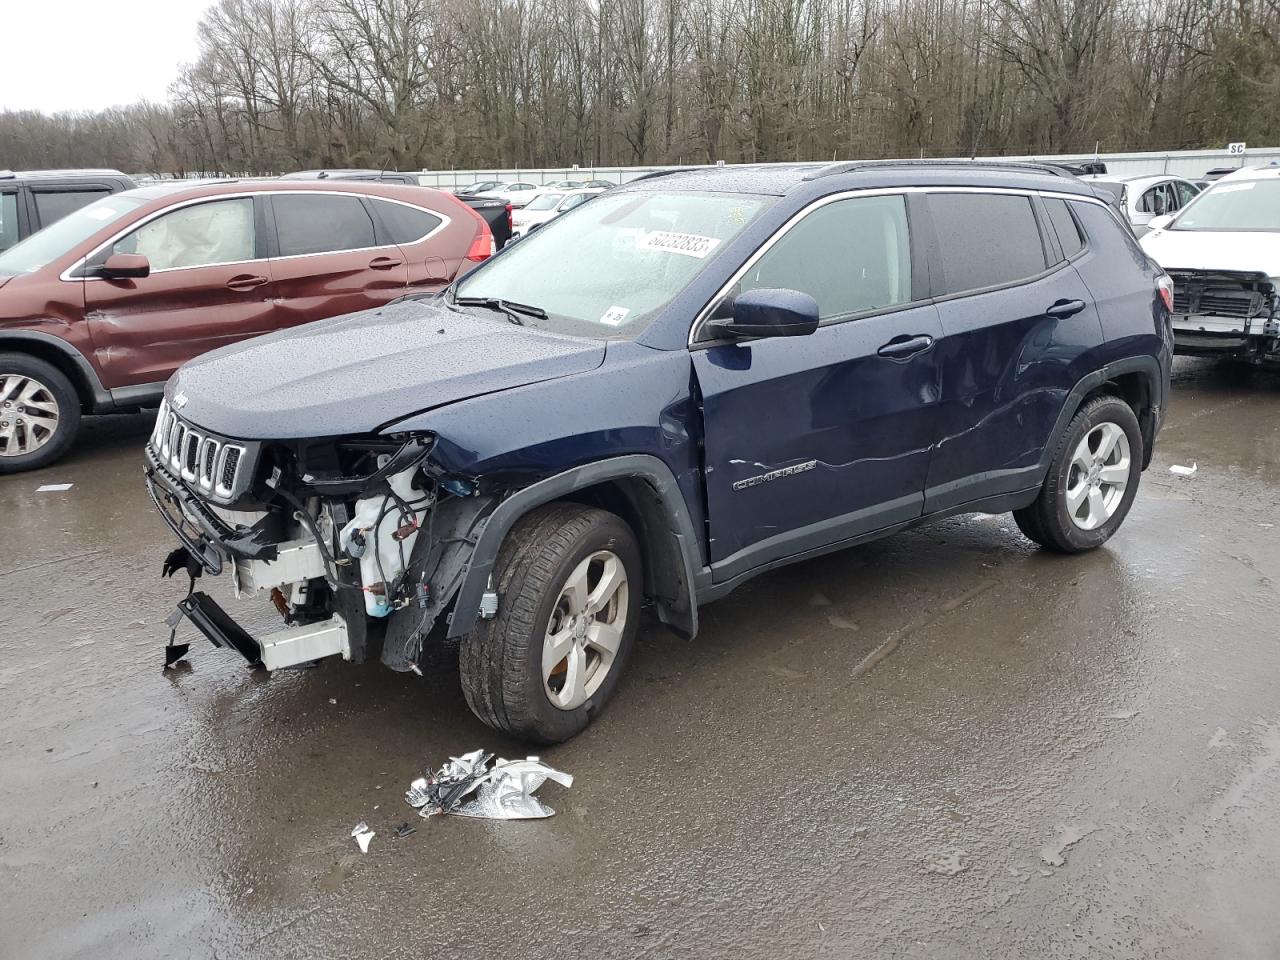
[691, 194, 944, 580]
[84, 195, 278, 388]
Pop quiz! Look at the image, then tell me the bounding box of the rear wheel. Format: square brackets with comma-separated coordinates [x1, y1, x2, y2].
[0, 353, 81, 474]
[1014, 395, 1142, 553]
[460, 502, 642, 743]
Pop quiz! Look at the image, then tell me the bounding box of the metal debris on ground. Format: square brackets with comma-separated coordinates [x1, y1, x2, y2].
[405, 750, 573, 820]
[1169, 462, 1198, 476]
[350, 821, 375, 853]
[36, 483, 74, 492]
[395, 822, 416, 839]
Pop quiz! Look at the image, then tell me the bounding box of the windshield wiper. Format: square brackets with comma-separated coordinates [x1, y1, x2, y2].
[453, 296, 547, 326]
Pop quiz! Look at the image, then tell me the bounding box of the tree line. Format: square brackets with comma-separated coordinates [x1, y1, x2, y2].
[2, 0, 1278, 177]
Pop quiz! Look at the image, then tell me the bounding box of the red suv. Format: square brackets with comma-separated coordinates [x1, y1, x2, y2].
[0, 179, 493, 472]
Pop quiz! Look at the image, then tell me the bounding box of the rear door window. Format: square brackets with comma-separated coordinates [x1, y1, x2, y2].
[1043, 198, 1085, 259]
[734, 194, 912, 321]
[273, 194, 376, 256]
[33, 189, 111, 227]
[0, 192, 18, 252]
[928, 193, 1049, 295]
[367, 198, 443, 245]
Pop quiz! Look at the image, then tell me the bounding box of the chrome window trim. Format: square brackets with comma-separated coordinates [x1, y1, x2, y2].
[60, 189, 452, 282]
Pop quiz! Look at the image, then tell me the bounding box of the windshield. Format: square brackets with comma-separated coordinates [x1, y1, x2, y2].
[455, 190, 772, 338]
[1173, 178, 1280, 231]
[523, 192, 565, 212]
[0, 194, 145, 277]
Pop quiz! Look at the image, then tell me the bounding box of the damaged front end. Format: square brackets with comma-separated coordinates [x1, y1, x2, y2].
[1168, 269, 1280, 363]
[145, 398, 497, 672]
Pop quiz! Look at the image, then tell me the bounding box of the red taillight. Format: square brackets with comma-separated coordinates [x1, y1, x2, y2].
[1157, 274, 1175, 312]
[466, 224, 495, 262]
[505, 203, 513, 231]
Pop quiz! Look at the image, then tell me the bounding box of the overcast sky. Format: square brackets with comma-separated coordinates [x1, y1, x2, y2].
[1, 0, 208, 113]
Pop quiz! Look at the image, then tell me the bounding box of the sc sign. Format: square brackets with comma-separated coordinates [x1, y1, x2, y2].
[1228, 142, 1247, 156]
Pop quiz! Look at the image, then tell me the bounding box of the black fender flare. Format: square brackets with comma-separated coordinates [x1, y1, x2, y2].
[446, 454, 703, 641]
[1038, 355, 1165, 478]
[0, 329, 112, 410]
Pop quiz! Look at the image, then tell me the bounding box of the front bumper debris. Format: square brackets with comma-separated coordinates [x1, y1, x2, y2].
[167, 590, 351, 670]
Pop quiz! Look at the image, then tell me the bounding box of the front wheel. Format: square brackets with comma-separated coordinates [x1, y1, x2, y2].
[459, 502, 642, 743]
[0, 353, 81, 474]
[1014, 395, 1143, 553]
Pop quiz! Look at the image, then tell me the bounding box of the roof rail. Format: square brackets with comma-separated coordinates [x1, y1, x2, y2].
[802, 159, 1079, 182]
[626, 167, 702, 184]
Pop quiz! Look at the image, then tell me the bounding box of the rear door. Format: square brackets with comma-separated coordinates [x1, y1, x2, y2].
[266, 192, 409, 328]
[84, 195, 278, 388]
[692, 193, 944, 578]
[921, 191, 1105, 512]
[363, 196, 453, 292]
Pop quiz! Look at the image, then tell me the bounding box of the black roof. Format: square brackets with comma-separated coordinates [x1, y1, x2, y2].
[0, 168, 131, 181]
[622, 160, 1099, 198]
[280, 169, 419, 183]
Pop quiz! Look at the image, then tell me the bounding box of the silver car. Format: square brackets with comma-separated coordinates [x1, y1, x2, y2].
[1083, 174, 1201, 236]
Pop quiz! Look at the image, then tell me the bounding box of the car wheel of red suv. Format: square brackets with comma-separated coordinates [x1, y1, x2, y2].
[0, 353, 81, 474]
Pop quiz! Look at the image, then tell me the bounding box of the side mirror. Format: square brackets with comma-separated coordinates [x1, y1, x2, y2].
[96, 253, 151, 279]
[1147, 214, 1173, 232]
[709, 288, 819, 339]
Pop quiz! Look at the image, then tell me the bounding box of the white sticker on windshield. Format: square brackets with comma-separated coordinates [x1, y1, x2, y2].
[639, 230, 722, 259]
[1214, 182, 1255, 193]
[600, 305, 631, 326]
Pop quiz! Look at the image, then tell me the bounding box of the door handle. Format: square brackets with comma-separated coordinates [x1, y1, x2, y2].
[226, 274, 269, 291]
[368, 256, 404, 270]
[1045, 298, 1086, 319]
[877, 334, 935, 360]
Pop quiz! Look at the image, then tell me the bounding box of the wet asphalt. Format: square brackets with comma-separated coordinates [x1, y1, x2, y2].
[1, 357, 1278, 959]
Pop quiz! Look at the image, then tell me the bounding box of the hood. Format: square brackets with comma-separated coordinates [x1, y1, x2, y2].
[1139, 228, 1280, 276]
[169, 298, 605, 440]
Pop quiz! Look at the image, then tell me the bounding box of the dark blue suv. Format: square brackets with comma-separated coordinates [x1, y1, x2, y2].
[147, 161, 1174, 742]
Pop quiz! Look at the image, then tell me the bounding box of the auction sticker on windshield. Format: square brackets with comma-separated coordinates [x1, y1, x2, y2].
[639, 231, 722, 258]
[599, 305, 631, 326]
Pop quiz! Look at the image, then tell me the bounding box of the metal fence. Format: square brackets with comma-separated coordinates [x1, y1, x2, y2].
[418, 146, 1280, 190]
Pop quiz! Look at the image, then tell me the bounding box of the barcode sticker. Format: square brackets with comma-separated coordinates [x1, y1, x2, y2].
[638, 231, 722, 259]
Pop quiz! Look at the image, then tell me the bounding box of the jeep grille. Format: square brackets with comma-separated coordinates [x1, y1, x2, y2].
[150, 399, 249, 501]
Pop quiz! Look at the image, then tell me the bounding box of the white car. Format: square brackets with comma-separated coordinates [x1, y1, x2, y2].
[510, 188, 602, 237]
[1139, 167, 1280, 364]
[476, 181, 541, 208]
[1083, 174, 1201, 236]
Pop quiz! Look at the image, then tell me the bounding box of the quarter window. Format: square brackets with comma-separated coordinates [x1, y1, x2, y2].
[113, 197, 255, 270]
[34, 189, 110, 227]
[1043, 198, 1085, 259]
[733, 194, 912, 320]
[928, 193, 1048, 294]
[273, 194, 375, 256]
[368, 198, 442, 245]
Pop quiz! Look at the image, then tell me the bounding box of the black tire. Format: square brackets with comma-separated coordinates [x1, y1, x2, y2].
[1014, 395, 1143, 553]
[0, 353, 81, 474]
[459, 502, 642, 744]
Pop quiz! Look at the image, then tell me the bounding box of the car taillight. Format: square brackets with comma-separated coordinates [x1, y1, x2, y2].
[466, 224, 495, 262]
[505, 203, 513, 231]
[1156, 273, 1174, 312]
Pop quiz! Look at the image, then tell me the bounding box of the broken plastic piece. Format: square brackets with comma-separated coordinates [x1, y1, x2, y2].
[351, 820, 375, 853]
[404, 750, 572, 819]
[1169, 462, 1198, 476]
[395, 822, 416, 839]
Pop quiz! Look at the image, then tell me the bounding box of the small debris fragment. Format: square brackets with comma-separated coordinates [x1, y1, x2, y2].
[405, 749, 573, 819]
[1039, 823, 1099, 867]
[925, 846, 969, 876]
[328, 698, 337, 705]
[1103, 709, 1139, 720]
[350, 821, 375, 853]
[395, 822, 416, 839]
[1168, 463, 1198, 477]
[36, 483, 73, 492]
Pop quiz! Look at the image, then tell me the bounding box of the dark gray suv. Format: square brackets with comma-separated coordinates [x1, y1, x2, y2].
[0, 169, 137, 253]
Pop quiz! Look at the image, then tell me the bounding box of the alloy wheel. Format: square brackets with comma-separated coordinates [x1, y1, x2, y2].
[0, 375, 61, 458]
[542, 550, 629, 710]
[1065, 421, 1130, 531]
